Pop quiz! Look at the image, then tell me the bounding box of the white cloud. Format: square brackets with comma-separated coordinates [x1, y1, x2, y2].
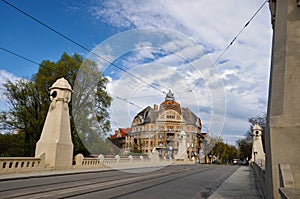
[89, 0, 272, 144]
[0, 70, 20, 111]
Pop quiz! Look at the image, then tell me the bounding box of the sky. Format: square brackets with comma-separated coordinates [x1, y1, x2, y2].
[0, 0, 273, 146]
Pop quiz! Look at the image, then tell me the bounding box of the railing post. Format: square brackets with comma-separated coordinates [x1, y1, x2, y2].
[74, 154, 84, 166]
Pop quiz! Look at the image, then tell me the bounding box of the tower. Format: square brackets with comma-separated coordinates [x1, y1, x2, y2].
[250, 124, 265, 165]
[35, 78, 74, 169]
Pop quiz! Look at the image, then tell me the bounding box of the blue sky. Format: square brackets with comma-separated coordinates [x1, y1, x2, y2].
[0, 0, 273, 145]
[0, 0, 119, 77]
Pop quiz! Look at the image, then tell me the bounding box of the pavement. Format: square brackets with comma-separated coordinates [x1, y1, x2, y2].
[208, 166, 264, 199]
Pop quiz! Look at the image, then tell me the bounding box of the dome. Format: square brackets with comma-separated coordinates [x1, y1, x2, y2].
[49, 78, 72, 92]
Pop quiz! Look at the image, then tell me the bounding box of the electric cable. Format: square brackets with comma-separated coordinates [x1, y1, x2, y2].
[1, 0, 166, 95]
[190, 0, 269, 92]
[0, 46, 142, 109]
[0, 46, 40, 66]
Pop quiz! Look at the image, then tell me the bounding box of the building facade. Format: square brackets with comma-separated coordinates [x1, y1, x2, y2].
[110, 128, 131, 149]
[125, 90, 206, 160]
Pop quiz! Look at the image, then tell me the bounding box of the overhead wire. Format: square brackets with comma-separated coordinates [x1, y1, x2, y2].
[0, 46, 59, 74]
[1, 0, 166, 95]
[190, 0, 269, 92]
[110, 94, 143, 109]
[0, 46, 40, 66]
[0, 46, 143, 109]
[214, 0, 269, 64]
[1, 0, 268, 108]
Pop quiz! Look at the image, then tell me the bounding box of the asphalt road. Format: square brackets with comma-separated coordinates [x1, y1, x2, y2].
[0, 165, 238, 199]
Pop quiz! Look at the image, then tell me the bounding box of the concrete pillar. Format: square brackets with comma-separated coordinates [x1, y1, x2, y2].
[35, 78, 74, 170]
[175, 130, 187, 160]
[267, 1, 300, 198]
[250, 124, 265, 164]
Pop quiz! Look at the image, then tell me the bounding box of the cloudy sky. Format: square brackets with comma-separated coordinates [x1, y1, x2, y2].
[0, 0, 273, 145]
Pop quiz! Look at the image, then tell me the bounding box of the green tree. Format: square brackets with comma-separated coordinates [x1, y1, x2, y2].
[0, 53, 112, 157]
[0, 79, 45, 156]
[203, 135, 238, 163]
[0, 132, 25, 157]
[236, 137, 252, 160]
[210, 141, 238, 163]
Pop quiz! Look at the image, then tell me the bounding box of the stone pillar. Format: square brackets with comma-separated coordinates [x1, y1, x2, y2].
[35, 78, 74, 170]
[267, 1, 300, 198]
[250, 124, 265, 165]
[175, 130, 187, 161]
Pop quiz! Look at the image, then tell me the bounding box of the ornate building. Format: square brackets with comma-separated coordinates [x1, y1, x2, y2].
[125, 90, 206, 159]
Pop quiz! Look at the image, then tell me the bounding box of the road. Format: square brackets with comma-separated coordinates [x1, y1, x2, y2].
[0, 165, 238, 199]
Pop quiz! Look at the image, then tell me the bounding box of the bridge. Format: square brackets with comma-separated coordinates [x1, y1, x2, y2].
[1, 1, 300, 198]
[0, 165, 262, 199]
[0, 77, 263, 198]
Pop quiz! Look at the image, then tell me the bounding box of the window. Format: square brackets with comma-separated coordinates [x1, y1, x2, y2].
[167, 115, 175, 119]
[166, 126, 174, 130]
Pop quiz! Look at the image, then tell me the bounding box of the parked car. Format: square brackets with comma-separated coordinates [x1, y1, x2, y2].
[233, 159, 239, 164]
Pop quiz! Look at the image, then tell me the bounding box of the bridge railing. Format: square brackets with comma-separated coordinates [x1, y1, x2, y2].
[0, 153, 195, 174]
[251, 160, 266, 198]
[0, 153, 47, 174]
[73, 154, 178, 169]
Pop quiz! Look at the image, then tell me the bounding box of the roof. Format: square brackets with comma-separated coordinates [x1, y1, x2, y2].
[111, 127, 132, 139]
[50, 77, 72, 91]
[132, 101, 200, 126]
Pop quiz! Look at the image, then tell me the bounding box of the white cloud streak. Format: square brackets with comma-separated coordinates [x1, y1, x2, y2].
[89, 0, 272, 144]
[0, 70, 20, 110]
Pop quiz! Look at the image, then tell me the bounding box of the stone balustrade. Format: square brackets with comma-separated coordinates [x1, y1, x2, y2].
[73, 153, 180, 169]
[0, 153, 47, 174]
[251, 161, 266, 198]
[0, 153, 195, 175]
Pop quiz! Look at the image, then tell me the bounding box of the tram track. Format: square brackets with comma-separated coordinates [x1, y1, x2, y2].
[0, 165, 215, 199]
[0, 165, 238, 199]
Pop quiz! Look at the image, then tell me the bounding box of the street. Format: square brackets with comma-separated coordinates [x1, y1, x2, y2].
[0, 165, 238, 199]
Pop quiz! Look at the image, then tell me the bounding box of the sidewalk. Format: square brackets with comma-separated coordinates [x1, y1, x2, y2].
[0, 167, 113, 181]
[208, 166, 264, 199]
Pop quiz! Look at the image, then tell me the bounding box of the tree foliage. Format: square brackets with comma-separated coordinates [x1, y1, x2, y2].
[203, 135, 238, 163]
[210, 141, 238, 163]
[0, 132, 25, 157]
[0, 53, 112, 157]
[236, 138, 252, 160]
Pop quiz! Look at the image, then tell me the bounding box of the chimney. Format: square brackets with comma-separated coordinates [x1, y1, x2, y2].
[154, 104, 158, 110]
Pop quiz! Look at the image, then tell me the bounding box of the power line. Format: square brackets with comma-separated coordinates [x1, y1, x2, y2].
[0, 45, 60, 74]
[1, 0, 166, 95]
[214, 0, 268, 64]
[110, 94, 143, 109]
[0, 45, 143, 109]
[190, 0, 268, 92]
[0, 46, 40, 66]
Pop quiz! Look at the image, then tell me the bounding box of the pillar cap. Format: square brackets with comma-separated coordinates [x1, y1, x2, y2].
[49, 77, 72, 92]
[252, 124, 263, 131]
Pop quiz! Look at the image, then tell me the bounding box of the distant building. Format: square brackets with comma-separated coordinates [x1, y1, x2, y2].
[109, 128, 132, 149]
[125, 90, 207, 160]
